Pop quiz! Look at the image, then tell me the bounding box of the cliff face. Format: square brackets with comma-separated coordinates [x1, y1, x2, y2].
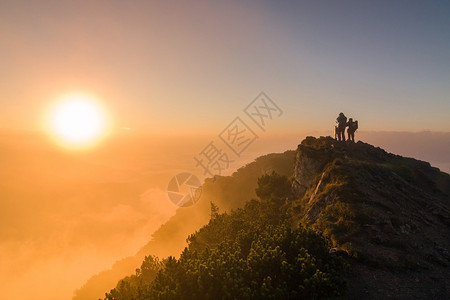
[291, 136, 450, 299]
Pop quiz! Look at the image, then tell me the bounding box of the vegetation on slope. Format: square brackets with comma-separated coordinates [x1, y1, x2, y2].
[103, 173, 347, 299]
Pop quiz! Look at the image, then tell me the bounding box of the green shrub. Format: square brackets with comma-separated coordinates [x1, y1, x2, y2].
[104, 173, 348, 299]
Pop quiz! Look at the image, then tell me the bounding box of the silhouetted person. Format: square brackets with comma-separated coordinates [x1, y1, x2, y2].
[336, 112, 347, 141]
[347, 118, 358, 142]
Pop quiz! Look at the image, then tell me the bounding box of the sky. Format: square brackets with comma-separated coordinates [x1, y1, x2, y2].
[1, 1, 450, 300]
[1, 0, 449, 134]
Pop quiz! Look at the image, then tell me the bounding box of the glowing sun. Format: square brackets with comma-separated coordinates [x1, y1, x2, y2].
[47, 93, 110, 148]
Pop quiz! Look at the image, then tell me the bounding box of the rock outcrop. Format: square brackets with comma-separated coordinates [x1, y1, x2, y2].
[291, 136, 450, 299]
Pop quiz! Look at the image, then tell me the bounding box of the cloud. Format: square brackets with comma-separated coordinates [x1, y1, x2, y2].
[1, 130, 449, 300]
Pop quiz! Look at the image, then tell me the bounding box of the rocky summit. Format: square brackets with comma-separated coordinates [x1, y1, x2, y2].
[291, 136, 450, 299]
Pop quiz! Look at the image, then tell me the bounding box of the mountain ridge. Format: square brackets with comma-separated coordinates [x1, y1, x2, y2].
[75, 137, 450, 299]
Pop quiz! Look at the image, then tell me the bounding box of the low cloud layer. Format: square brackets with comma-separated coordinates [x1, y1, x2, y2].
[0, 130, 448, 300]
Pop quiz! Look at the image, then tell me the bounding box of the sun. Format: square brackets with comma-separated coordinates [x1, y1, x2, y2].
[46, 93, 110, 149]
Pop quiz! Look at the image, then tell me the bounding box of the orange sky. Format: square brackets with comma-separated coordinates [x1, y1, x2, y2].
[1, 1, 449, 135]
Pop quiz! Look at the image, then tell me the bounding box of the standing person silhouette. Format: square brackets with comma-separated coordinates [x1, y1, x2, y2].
[336, 112, 347, 141]
[347, 118, 358, 142]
